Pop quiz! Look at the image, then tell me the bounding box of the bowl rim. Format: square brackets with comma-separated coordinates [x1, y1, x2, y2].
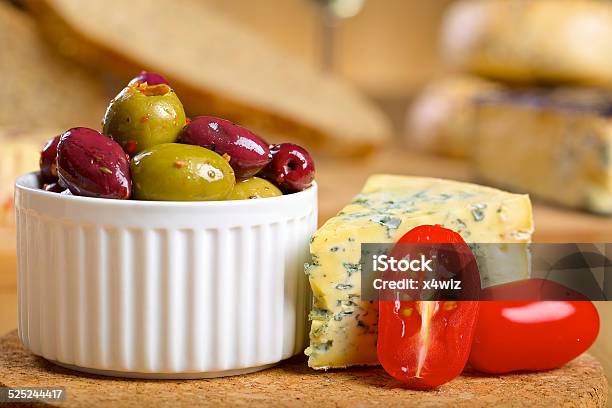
[15, 171, 317, 209]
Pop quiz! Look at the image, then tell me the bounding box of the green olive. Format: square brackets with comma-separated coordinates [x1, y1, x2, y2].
[102, 83, 186, 155]
[227, 177, 282, 200]
[131, 143, 235, 201]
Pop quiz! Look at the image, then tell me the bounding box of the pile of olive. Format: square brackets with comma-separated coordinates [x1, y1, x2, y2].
[39, 72, 315, 201]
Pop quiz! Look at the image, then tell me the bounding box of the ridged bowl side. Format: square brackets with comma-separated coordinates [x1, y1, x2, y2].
[15, 173, 317, 376]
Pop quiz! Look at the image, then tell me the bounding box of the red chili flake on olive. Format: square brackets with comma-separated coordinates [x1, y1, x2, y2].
[43, 182, 64, 193]
[125, 140, 138, 154]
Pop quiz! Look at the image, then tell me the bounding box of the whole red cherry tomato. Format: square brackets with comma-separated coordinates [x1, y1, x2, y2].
[479, 278, 589, 301]
[469, 300, 599, 374]
[377, 225, 480, 389]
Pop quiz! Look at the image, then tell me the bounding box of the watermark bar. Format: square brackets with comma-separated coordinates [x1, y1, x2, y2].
[361, 243, 612, 301]
[0, 387, 66, 403]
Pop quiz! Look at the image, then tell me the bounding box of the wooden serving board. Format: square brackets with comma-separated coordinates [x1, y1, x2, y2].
[0, 331, 607, 408]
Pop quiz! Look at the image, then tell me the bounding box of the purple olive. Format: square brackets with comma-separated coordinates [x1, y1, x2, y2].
[179, 116, 270, 179]
[40, 135, 60, 183]
[260, 143, 315, 193]
[57, 127, 132, 199]
[128, 71, 170, 86]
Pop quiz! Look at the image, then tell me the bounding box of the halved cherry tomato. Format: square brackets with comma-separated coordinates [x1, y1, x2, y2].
[469, 300, 600, 374]
[377, 225, 480, 389]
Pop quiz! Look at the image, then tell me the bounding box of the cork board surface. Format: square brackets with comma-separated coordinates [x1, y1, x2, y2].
[0, 331, 608, 408]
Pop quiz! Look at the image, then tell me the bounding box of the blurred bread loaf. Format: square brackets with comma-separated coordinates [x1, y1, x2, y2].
[0, 2, 108, 131]
[0, 129, 58, 227]
[474, 88, 612, 213]
[441, 0, 612, 88]
[25, 0, 392, 156]
[405, 75, 500, 158]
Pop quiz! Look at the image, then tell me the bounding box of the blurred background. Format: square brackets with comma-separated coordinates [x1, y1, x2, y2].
[0, 0, 611, 402]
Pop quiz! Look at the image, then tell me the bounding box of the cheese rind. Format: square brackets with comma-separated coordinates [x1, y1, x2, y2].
[474, 89, 612, 214]
[305, 175, 534, 369]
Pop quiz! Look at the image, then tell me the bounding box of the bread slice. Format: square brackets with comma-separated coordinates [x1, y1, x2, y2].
[0, 129, 60, 227]
[441, 0, 612, 88]
[474, 87, 612, 214]
[0, 2, 108, 131]
[405, 75, 501, 159]
[25, 0, 392, 156]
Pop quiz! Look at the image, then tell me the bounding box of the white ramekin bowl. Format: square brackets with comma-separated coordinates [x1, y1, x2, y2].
[14, 172, 317, 378]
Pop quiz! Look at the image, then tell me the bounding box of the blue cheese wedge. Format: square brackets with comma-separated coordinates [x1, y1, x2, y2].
[305, 175, 533, 369]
